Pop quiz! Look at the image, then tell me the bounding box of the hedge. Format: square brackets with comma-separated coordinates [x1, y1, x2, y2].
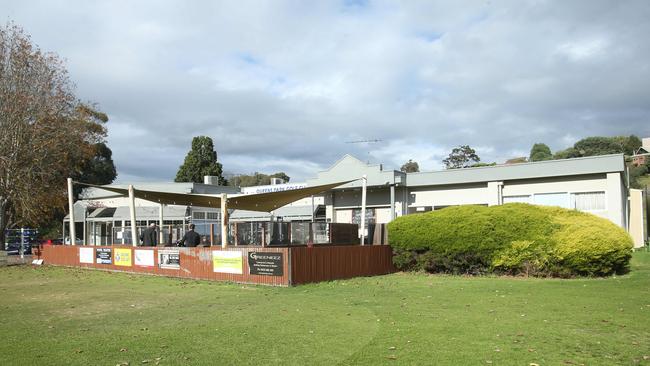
[387, 203, 633, 277]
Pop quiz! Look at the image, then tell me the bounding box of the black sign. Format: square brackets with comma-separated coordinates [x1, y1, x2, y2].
[248, 252, 283, 276]
[96, 248, 112, 264]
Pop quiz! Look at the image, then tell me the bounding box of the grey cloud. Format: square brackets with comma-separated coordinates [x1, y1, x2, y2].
[3, 0, 649, 181]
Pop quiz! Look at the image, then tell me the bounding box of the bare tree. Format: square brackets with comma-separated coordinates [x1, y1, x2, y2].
[0, 22, 107, 245]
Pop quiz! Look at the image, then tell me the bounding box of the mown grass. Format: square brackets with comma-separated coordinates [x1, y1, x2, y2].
[1, 253, 649, 365]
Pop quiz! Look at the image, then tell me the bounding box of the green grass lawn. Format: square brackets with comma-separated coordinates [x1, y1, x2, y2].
[1, 254, 649, 365]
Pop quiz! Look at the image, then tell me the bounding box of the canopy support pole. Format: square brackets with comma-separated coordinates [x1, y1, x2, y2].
[221, 193, 228, 249]
[390, 184, 395, 221]
[159, 203, 164, 246]
[129, 185, 138, 247]
[67, 178, 76, 246]
[360, 175, 367, 245]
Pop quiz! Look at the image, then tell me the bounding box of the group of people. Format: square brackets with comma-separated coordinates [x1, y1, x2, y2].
[139, 223, 202, 247]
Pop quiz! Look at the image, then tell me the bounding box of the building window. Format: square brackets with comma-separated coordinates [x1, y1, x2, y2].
[408, 206, 432, 214]
[352, 208, 375, 225]
[192, 211, 206, 220]
[206, 212, 220, 220]
[503, 195, 531, 204]
[533, 192, 570, 208]
[571, 191, 606, 211]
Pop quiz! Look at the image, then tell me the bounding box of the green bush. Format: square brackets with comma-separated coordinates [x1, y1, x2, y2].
[387, 203, 633, 277]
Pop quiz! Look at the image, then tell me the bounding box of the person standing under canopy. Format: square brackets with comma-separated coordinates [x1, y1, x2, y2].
[179, 224, 201, 247]
[140, 223, 158, 246]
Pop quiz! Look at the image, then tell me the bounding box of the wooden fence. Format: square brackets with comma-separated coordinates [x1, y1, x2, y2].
[39, 244, 396, 286]
[290, 245, 395, 285]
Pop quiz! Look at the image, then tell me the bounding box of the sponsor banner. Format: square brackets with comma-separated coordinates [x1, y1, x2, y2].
[79, 247, 94, 264]
[212, 251, 243, 274]
[248, 252, 283, 276]
[134, 249, 154, 267]
[114, 248, 132, 267]
[159, 249, 180, 269]
[96, 248, 112, 264]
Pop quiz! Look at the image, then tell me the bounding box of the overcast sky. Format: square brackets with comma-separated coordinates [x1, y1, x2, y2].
[3, 0, 649, 182]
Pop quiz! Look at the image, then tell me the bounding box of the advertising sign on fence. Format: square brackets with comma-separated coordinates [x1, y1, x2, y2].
[212, 251, 243, 274]
[96, 248, 112, 264]
[159, 250, 180, 269]
[114, 248, 132, 267]
[248, 252, 283, 276]
[79, 247, 94, 264]
[134, 249, 154, 267]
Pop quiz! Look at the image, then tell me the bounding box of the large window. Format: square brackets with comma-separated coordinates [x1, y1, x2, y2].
[206, 212, 220, 220]
[503, 195, 531, 204]
[352, 208, 375, 225]
[533, 192, 570, 208]
[571, 191, 606, 211]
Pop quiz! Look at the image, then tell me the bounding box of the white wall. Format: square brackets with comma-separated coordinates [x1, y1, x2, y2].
[606, 172, 624, 227]
[408, 183, 490, 208]
[502, 174, 612, 221]
[629, 189, 646, 248]
[375, 208, 392, 223]
[336, 209, 352, 224]
[502, 175, 607, 196]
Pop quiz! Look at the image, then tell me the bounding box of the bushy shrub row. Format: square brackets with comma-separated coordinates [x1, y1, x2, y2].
[387, 203, 633, 277]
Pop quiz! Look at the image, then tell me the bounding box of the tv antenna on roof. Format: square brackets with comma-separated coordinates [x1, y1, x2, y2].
[345, 139, 382, 144]
[344, 139, 383, 163]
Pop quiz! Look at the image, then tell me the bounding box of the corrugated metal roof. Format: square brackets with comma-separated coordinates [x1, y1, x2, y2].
[306, 153, 624, 188]
[406, 154, 624, 187]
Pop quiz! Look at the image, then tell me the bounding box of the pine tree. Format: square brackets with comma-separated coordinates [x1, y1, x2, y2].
[175, 136, 226, 184]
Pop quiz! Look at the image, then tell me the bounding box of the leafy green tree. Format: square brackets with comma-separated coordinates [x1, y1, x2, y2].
[228, 172, 291, 187]
[270, 172, 290, 183]
[629, 162, 649, 189]
[529, 143, 553, 162]
[470, 162, 497, 167]
[175, 136, 226, 184]
[620, 135, 642, 155]
[400, 159, 420, 173]
[72, 142, 117, 197]
[443, 145, 480, 169]
[505, 157, 528, 164]
[573, 137, 626, 157]
[553, 147, 581, 159]
[0, 23, 111, 244]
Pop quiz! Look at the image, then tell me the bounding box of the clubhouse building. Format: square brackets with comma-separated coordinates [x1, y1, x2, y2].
[66, 153, 645, 248]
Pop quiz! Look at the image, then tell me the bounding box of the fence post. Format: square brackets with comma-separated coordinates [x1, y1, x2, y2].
[20, 227, 24, 259]
[67, 178, 76, 245]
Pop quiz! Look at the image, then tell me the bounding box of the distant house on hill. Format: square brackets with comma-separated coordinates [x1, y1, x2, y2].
[632, 137, 650, 166]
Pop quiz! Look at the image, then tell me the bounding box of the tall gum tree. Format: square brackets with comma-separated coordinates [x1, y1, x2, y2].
[0, 23, 109, 245]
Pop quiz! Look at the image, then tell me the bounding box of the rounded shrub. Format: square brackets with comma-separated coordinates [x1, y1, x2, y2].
[387, 203, 633, 277]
